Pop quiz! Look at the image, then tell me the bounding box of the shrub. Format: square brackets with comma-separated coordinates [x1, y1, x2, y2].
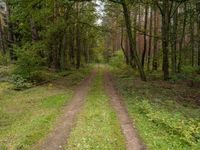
[109, 50, 127, 69]
[11, 74, 32, 90]
[13, 42, 46, 81]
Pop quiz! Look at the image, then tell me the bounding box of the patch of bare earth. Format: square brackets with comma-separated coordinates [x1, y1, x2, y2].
[36, 70, 96, 150]
[104, 72, 146, 150]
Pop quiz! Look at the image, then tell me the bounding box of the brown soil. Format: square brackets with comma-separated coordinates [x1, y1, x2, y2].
[104, 71, 146, 150]
[36, 70, 96, 150]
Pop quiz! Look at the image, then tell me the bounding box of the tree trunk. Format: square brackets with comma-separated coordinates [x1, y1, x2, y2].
[121, 26, 129, 64]
[152, 9, 158, 71]
[121, 0, 146, 81]
[141, 5, 148, 68]
[147, 7, 153, 71]
[69, 26, 75, 66]
[61, 32, 67, 70]
[76, 3, 81, 69]
[0, 19, 6, 55]
[198, 2, 200, 66]
[171, 7, 178, 74]
[178, 3, 187, 72]
[29, 17, 38, 42]
[161, 0, 170, 80]
[190, 18, 195, 66]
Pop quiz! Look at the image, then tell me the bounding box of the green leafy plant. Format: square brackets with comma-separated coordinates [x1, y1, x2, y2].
[11, 74, 32, 90]
[13, 42, 46, 81]
[109, 50, 127, 69]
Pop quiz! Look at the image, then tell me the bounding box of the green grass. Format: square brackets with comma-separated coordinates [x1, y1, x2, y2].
[111, 68, 200, 150]
[0, 67, 91, 150]
[65, 69, 126, 150]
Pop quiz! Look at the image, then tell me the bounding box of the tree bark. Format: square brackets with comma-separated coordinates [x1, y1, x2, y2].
[161, 0, 170, 80]
[171, 7, 178, 74]
[178, 3, 187, 72]
[76, 3, 81, 69]
[147, 7, 153, 71]
[141, 5, 148, 68]
[121, 26, 129, 64]
[121, 0, 146, 81]
[152, 9, 158, 71]
[197, 1, 200, 66]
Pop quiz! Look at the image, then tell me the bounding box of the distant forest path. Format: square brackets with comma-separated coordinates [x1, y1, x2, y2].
[37, 70, 96, 150]
[104, 71, 146, 150]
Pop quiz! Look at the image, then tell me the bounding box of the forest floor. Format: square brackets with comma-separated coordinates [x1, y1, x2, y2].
[0, 65, 200, 150]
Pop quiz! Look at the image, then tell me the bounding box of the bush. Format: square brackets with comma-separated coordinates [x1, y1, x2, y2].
[13, 42, 46, 81]
[109, 50, 127, 69]
[11, 74, 32, 90]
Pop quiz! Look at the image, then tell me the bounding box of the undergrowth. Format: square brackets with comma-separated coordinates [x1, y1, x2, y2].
[112, 68, 200, 149]
[0, 67, 91, 149]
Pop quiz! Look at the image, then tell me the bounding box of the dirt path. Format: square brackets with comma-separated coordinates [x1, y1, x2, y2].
[37, 70, 96, 150]
[104, 71, 146, 150]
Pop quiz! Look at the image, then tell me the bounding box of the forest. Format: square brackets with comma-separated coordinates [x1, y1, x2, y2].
[0, 0, 200, 149]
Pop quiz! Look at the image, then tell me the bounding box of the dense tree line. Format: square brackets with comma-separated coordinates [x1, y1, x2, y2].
[0, 0, 99, 75]
[0, 0, 200, 82]
[103, 0, 200, 81]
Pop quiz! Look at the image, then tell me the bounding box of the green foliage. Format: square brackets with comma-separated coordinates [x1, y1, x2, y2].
[0, 53, 10, 65]
[13, 42, 46, 81]
[0, 66, 90, 149]
[137, 100, 200, 146]
[170, 65, 200, 82]
[109, 50, 127, 69]
[11, 74, 32, 90]
[112, 68, 200, 149]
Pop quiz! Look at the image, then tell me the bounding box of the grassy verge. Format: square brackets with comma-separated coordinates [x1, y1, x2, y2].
[0, 67, 91, 150]
[65, 69, 125, 150]
[111, 68, 200, 150]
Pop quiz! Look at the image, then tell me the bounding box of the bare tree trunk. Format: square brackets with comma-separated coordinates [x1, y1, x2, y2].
[152, 9, 158, 71]
[121, 26, 129, 64]
[121, 0, 146, 81]
[69, 26, 75, 65]
[190, 18, 195, 66]
[76, 3, 81, 69]
[147, 7, 153, 71]
[0, 19, 6, 55]
[141, 5, 148, 68]
[197, 1, 200, 66]
[61, 32, 67, 69]
[161, 0, 170, 80]
[171, 7, 178, 74]
[29, 17, 38, 42]
[178, 3, 187, 72]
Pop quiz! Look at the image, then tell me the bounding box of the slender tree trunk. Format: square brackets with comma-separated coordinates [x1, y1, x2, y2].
[76, 3, 81, 69]
[61, 32, 67, 69]
[147, 7, 153, 71]
[190, 18, 195, 66]
[161, 0, 170, 80]
[7, 1, 16, 61]
[178, 3, 187, 72]
[152, 9, 158, 71]
[121, 0, 146, 81]
[29, 17, 38, 42]
[121, 26, 129, 64]
[69, 26, 75, 65]
[171, 8, 178, 74]
[197, 2, 200, 66]
[0, 19, 6, 55]
[141, 5, 148, 68]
